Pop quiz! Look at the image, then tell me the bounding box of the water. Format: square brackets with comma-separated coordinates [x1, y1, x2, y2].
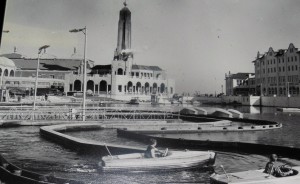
[0, 105, 300, 183]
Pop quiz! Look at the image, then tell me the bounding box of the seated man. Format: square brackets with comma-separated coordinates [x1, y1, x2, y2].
[264, 154, 293, 177]
[144, 139, 168, 158]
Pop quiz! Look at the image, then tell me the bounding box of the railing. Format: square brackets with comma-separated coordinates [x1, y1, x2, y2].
[0, 107, 176, 121]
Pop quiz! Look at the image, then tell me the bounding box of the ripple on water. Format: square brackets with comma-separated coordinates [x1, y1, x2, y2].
[1, 106, 300, 183]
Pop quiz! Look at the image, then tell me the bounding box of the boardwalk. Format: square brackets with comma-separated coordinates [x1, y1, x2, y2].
[0, 106, 177, 121]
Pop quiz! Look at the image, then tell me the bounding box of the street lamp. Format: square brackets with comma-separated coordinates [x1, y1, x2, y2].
[33, 45, 50, 110]
[69, 26, 87, 121]
[287, 82, 290, 97]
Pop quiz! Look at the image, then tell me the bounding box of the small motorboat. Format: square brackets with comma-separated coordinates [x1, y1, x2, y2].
[0, 154, 84, 184]
[210, 166, 300, 184]
[99, 150, 216, 172]
[126, 97, 140, 105]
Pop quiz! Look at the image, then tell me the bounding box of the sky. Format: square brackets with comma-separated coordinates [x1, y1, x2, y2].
[1, 0, 300, 94]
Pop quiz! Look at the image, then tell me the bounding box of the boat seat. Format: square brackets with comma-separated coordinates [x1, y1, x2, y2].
[116, 153, 144, 159]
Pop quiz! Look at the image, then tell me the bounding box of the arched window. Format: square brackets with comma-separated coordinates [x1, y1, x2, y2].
[145, 82, 150, 94]
[74, 80, 82, 91]
[136, 82, 141, 93]
[160, 83, 165, 93]
[117, 68, 123, 75]
[153, 83, 157, 93]
[127, 81, 133, 93]
[87, 80, 94, 91]
[100, 80, 107, 92]
[9, 70, 14, 77]
[4, 69, 8, 76]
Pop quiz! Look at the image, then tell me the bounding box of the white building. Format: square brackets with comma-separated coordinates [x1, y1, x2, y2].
[253, 43, 300, 96]
[0, 3, 175, 101]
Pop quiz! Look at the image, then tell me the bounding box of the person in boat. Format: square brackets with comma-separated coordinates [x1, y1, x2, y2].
[264, 154, 293, 177]
[144, 139, 168, 158]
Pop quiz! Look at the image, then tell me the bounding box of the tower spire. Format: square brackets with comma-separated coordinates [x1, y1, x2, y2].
[114, 1, 132, 61]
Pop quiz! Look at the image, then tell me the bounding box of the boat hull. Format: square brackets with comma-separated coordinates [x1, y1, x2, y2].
[210, 166, 300, 184]
[100, 150, 216, 172]
[0, 154, 84, 184]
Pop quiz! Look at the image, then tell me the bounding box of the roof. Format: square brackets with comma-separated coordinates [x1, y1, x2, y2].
[132, 64, 162, 71]
[0, 57, 16, 68]
[275, 49, 285, 57]
[92, 65, 111, 70]
[229, 73, 254, 79]
[0, 53, 23, 59]
[11, 58, 85, 70]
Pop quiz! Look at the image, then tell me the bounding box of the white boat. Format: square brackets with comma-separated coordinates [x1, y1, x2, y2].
[210, 166, 300, 184]
[99, 150, 216, 172]
[126, 97, 140, 105]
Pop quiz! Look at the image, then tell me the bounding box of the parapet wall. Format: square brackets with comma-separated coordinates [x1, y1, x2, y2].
[222, 95, 300, 108]
[40, 123, 144, 156]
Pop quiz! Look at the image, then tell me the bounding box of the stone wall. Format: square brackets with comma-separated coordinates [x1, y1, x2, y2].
[222, 95, 300, 107]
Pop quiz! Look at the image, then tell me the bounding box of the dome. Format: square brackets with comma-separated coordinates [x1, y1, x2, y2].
[0, 57, 16, 68]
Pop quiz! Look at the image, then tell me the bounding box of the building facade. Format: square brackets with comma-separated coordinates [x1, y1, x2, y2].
[0, 3, 175, 101]
[253, 43, 300, 96]
[225, 72, 255, 96]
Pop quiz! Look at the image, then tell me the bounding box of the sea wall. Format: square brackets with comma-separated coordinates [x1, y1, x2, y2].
[222, 95, 300, 107]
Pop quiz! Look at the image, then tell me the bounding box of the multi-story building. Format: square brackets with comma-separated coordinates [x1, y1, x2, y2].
[0, 2, 175, 101]
[253, 43, 300, 96]
[225, 72, 255, 96]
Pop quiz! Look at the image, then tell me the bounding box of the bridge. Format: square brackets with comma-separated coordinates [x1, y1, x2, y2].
[0, 106, 178, 121]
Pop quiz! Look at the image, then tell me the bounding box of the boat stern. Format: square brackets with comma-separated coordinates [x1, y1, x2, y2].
[207, 152, 217, 167]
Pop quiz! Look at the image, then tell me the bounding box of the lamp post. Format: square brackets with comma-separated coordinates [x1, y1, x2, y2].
[33, 45, 50, 110]
[221, 85, 223, 94]
[287, 82, 290, 97]
[69, 27, 87, 121]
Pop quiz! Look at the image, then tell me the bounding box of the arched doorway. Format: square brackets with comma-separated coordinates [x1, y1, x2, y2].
[100, 80, 107, 92]
[145, 82, 150, 94]
[136, 82, 141, 93]
[4, 69, 8, 76]
[87, 80, 94, 92]
[127, 81, 133, 93]
[117, 68, 123, 75]
[160, 83, 165, 93]
[153, 83, 157, 93]
[9, 70, 14, 77]
[74, 80, 82, 91]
